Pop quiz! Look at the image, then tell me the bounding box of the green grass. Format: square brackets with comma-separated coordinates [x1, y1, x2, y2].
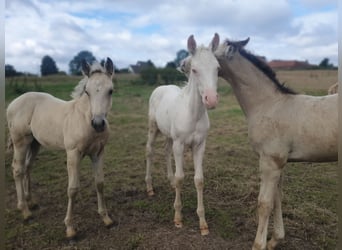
[5, 73, 337, 250]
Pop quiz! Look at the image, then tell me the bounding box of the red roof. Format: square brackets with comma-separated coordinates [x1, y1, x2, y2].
[268, 60, 311, 69]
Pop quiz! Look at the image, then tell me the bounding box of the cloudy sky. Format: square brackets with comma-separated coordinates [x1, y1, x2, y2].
[5, 0, 338, 74]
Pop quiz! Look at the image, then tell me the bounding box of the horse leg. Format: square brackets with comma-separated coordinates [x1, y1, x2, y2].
[192, 140, 209, 236]
[267, 173, 285, 250]
[23, 139, 40, 209]
[145, 119, 159, 196]
[172, 140, 185, 228]
[165, 138, 174, 188]
[91, 152, 113, 227]
[12, 141, 32, 220]
[64, 149, 81, 239]
[252, 155, 283, 250]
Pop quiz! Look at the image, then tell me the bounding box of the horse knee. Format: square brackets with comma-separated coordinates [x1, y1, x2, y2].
[67, 187, 79, 198]
[12, 166, 23, 179]
[258, 200, 273, 217]
[174, 174, 184, 187]
[96, 182, 104, 193]
[194, 177, 204, 189]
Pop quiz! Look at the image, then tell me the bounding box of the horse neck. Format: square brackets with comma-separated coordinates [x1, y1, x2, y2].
[72, 93, 92, 119]
[220, 54, 284, 119]
[183, 75, 206, 120]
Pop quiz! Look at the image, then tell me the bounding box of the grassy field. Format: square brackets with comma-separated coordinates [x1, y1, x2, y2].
[5, 70, 337, 250]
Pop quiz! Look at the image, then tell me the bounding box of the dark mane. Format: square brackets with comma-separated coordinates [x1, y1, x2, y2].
[231, 43, 296, 95]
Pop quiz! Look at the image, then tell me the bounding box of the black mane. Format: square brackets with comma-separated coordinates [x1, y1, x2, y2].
[233, 44, 296, 95]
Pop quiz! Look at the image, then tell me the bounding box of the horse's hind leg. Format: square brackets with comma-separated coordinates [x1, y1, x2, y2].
[91, 152, 113, 227]
[145, 119, 159, 196]
[23, 139, 40, 209]
[12, 138, 33, 220]
[165, 138, 174, 188]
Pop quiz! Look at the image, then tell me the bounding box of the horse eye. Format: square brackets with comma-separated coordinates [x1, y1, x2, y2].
[192, 68, 197, 74]
[109, 89, 113, 95]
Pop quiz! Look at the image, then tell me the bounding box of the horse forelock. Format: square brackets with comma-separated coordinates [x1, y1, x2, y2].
[71, 62, 109, 99]
[89, 62, 106, 75]
[192, 45, 219, 68]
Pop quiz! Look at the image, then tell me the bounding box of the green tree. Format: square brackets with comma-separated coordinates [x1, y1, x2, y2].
[174, 49, 189, 67]
[40, 55, 58, 76]
[69, 51, 96, 75]
[5, 64, 18, 77]
[319, 58, 334, 69]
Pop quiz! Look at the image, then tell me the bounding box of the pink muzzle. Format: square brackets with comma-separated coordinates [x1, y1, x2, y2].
[203, 89, 218, 109]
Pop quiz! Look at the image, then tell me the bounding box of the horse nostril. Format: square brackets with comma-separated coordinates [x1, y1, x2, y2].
[91, 118, 106, 132]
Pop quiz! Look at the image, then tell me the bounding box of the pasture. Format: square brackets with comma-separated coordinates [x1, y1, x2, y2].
[5, 70, 337, 249]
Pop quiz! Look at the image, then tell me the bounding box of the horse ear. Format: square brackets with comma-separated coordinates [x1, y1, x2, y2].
[232, 37, 250, 48]
[187, 34, 197, 55]
[210, 33, 220, 52]
[81, 59, 91, 77]
[105, 57, 114, 77]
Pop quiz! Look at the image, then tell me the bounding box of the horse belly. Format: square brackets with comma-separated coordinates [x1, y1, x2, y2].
[30, 101, 66, 150]
[289, 138, 337, 162]
[152, 87, 180, 137]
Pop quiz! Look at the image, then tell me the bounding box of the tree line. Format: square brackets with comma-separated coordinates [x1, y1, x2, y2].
[5, 49, 190, 78]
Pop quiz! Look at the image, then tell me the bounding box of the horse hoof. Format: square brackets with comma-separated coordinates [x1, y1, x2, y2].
[147, 190, 155, 197]
[200, 227, 209, 236]
[66, 228, 77, 240]
[23, 210, 33, 221]
[174, 221, 183, 228]
[103, 216, 114, 227]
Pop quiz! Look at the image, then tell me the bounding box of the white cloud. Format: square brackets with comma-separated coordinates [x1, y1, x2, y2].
[5, 0, 338, 74]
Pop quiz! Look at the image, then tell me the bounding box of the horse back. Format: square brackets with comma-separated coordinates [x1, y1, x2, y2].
[7, 92, 68, 149]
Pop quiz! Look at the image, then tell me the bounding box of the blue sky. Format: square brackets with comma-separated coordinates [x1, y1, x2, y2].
[5, 0, 338, 74]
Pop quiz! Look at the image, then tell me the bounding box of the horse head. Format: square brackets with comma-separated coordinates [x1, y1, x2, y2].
[181, 33, 220, 109]
[81, 58, 114, 132]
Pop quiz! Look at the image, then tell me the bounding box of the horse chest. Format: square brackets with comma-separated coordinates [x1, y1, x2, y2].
[173, 116, 209, 145]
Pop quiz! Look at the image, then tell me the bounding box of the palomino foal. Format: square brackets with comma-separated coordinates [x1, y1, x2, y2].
[213, 38, 337, 250]
[145, 33, 220, 235]
[7, 58, 115, 239]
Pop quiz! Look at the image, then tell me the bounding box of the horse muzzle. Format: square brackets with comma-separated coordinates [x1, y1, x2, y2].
[91, 116, 106, 133]
[203, 89, 219, 109]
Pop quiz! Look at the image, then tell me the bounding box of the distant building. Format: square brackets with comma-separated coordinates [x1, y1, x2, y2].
[268, 60, 313, 70]
[129, 61, 151, 74]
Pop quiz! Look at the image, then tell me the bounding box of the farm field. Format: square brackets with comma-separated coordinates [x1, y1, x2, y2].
[5, 70, 338, 250]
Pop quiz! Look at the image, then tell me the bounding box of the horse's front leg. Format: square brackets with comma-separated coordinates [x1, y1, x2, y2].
[253, 155, 284, 250]
[91, 151, 113, 227]
[267, 173, 285, 250]
[192, 140, 209, 235]
[64, 149, 81, 239]
[145, 119, 159, 196]
[172, 140, 185, 228]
